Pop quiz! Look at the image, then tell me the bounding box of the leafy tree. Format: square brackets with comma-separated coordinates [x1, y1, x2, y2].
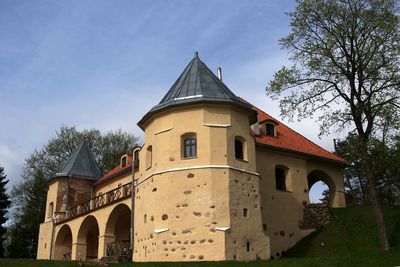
[0, 165, 11, 257]
[267, 0, 400, 250]
[317, 189, 330, 206]
[7, 126, 139, 258]
[337, 133, 400, 206]
[7, 170, 46, 258]
[336, 134, 368, 205]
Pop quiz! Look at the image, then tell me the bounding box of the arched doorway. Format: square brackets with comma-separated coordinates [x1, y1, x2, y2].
[104, 204, 131, 258]
[54, 224, 72, 260]
[308, 170, 336, 207]
[77, 215, 99, 261]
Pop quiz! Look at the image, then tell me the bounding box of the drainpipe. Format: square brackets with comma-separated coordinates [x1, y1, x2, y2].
[49, 212, 55, 260]
[130, 160, 135, 253]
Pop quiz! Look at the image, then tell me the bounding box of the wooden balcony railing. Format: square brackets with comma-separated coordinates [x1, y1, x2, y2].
[58, 182, 133, 223]
[106, 240, 131, 259]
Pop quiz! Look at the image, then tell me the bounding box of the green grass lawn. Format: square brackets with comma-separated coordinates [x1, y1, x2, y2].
[1, 206, 399, 267]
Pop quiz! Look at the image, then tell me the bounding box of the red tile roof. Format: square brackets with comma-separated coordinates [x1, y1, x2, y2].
[245, 100, 345, 164]
[95, 162, 133, 186]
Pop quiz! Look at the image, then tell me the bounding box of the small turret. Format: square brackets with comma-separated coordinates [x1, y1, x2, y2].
[45, 142, 100, 221]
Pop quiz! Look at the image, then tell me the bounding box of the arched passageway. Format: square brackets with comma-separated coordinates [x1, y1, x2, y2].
[308, 170, 336, 207]
[309, 180, 330, 204]
[104, 204, 131, 258]
[77, 215, 99, 261]
[54, 224, 72, 260]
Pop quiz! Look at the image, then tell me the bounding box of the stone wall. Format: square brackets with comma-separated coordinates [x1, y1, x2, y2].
[299, 204, 332, 229]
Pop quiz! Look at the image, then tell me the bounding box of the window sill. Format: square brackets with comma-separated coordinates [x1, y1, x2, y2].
[276, 189, 292, 193]
[235, 158, 248, 163]
[182, 156, 198, 160]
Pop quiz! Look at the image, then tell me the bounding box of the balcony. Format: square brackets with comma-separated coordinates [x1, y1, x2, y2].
[56, 182, 133, 223]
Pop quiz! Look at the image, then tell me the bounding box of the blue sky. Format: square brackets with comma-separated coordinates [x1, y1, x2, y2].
[0, 0, 333, 201]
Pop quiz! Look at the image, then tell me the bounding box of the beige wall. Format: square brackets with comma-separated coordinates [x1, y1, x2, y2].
[256, 147, 345, 258]
[37, 221, 53, 259]
[133, 104, 269, 261]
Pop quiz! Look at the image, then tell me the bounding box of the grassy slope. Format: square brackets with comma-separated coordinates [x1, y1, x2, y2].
[286, 205, 400, 265]
[1, 206, 399, 267]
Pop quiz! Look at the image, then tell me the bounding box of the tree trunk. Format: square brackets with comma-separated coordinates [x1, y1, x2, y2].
[361, 142, 390, 251]
[357, 176, 367, 205]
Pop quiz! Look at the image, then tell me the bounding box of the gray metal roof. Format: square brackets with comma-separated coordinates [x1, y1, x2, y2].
[138, 53, 255, 128]
[53, 142, 100, 180]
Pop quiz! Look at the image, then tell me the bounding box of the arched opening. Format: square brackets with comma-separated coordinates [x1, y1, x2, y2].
[146, 145, 152, 169]
[104, 204, 132, 258]
[77, 215, 99, 261]
[47, 202, 54, 218]
[54, 224, 72, 261]
[309, 181, 330, 204]
[308, 170, 336, 207]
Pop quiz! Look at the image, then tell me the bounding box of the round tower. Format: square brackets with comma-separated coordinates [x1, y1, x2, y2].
[133, 54, 270, 262]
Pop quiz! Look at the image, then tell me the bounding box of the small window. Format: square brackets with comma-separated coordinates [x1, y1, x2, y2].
[275, 167, 287, 191]
[47, 202, 54, 218]
[144, 214, 147, 223]
[146, 145, 152, 169]
[265, 124, 275, 136]
[121, 156, 127, 167]
[235, 139, 244, 160]
[246, 242, 250, 252]
[243, 208, 248, 217]
[184, 138, 196, 158]
[182, 133, 197, 159]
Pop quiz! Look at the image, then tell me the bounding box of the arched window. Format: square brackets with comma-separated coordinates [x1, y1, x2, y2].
[121, 156, 127, 167]
[47, 202, 54, 218]
[235, 136, 246, 160]
[146, 145, 152, 169]
[134, 149, 139, 161]
[275, 166, 287, 191]
[182, 133, 197, 159]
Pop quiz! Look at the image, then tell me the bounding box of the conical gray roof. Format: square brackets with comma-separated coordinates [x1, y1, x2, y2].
[53, 142, 100, 180]
[138, 54, 255, 129]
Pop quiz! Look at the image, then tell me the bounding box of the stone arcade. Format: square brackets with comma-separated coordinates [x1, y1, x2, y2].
[37, 54, 346, 262]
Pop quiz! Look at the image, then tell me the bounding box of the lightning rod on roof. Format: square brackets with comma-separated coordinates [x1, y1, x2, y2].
[194, 51, 199, 57]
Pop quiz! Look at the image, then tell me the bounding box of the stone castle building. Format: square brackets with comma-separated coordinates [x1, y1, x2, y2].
[37, 54, 346, 262]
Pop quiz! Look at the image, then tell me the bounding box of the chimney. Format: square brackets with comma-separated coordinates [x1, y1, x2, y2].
[217, 67, 222, 81]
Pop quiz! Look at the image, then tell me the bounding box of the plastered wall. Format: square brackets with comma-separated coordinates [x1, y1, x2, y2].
[256, 147, 345, 258]
[133, 104, 269, 261]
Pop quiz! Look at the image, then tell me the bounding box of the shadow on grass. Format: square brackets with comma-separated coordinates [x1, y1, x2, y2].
[284, 228, 323, 258]
[390, 214, 400, 247]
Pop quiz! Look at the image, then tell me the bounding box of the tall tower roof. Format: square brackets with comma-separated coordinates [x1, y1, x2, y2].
[53, 142, 101, 180]
[138, 53, 255, 129]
